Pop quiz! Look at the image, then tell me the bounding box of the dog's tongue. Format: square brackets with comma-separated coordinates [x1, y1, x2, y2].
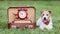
[43, 20, 49, 25]
[44, 20, 47, 22]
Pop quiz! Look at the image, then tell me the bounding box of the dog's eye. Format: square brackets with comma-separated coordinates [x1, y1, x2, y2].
[43, 14, 44, 16]
[47, 14, 48, 16]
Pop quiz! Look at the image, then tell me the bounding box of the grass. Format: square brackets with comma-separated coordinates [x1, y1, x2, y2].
[0, 1, 60, 34]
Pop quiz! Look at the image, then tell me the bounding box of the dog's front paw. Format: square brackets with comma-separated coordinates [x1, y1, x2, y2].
[39, 26, 44, 30]
[47, 26, 53, 30]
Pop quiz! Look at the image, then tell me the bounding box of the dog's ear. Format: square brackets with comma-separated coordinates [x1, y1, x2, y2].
[48, 10, 51, 14]
[41, 10, 44, 14]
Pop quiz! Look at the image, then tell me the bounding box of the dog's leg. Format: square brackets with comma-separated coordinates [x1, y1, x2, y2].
[39, 24, 45, 30]
[39, 26, 44, 30]
[46, 24, 53, 30]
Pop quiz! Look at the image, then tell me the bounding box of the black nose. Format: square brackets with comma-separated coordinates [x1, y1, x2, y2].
[44, 17, 46, 20]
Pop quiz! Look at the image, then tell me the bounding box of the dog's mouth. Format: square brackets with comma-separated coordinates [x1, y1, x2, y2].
[43, 20, 50, 25]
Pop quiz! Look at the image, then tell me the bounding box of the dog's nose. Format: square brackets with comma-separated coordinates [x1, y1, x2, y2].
[44, 17, 46, 20]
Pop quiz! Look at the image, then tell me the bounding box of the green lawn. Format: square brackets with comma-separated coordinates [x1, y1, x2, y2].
[0, 1, 60, 34]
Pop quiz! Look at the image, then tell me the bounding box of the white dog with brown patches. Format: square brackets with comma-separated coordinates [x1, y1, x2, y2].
[37, 10, 53, 30]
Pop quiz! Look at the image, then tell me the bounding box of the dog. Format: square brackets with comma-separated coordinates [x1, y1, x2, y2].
[36, 10, 53, 30]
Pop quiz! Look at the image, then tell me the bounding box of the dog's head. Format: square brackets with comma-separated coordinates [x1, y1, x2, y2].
[41, 10, 51, 25]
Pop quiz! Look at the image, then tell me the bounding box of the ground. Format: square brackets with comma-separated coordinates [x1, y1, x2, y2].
[0, 1, 60, 34]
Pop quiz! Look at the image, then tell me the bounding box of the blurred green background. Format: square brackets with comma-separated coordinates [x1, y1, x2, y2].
[0, 1, 60, 34]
